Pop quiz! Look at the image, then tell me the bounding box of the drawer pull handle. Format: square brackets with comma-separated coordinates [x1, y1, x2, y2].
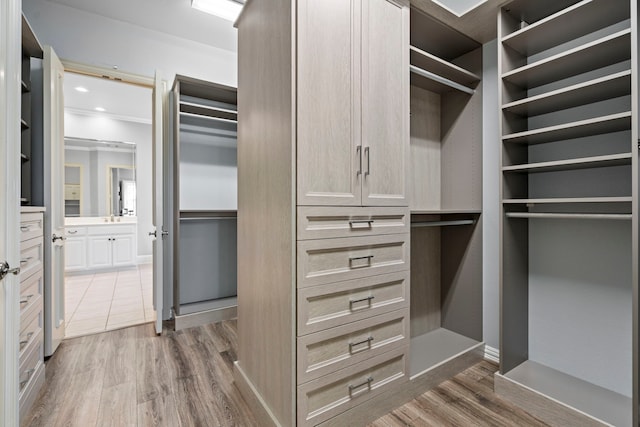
[349, 220, 374, 227]
[349, 255, 374, 266]
[349, 336, 374, 351]
[20, 294, 34, 306]
[20, 368, 35, 390]
[20, 257, 33, 264]
[349, 295, 374, 306]
[68, 230, 78, 234]
[20, 225, 30, 231]
[19, 340, 28, 349]
[349, 376, 373, 392]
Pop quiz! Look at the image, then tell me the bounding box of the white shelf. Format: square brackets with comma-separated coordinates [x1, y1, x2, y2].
[180, 101, 237, 121]
[409, 328, 481, 378]
[502, 112, 631, 145]
[502, 153, 632, 174]
[503, 361, 631, 427]
[501, 0, 629, 56]
[409, 46, 480, 87]
[503, 197, 632, 204]
[411, 209, 481, 215]
[506, 212, 632, 220]
[502, 28, 631, 88]
[410, 65, 475, 95]
[502, 70, 631, 117]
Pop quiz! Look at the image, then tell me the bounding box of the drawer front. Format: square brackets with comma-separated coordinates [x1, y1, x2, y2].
[19, 310, 42, 358]
[297, 206, 410, 240]
[87, 224, 136, 236]
[20, 213, 44, 242]
[20, 271, 43, 318]
[65, 226, 86, 237]
[297, 346, 408, 427]
[19, 332, 43, 394]
[297, 234, 409, 288]
[298, 271, 409, 335]
[298, 310, 409, 384]
[19, 237, 43, 281]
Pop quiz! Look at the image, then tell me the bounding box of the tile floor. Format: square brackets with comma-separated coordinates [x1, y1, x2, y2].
[64, 264, 154, 338]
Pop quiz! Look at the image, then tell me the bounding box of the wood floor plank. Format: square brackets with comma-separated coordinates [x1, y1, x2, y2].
[95, 381, 137, 427]
[52, 370, 104, 427]
[103, 327, 137, 388]
[137, 393, 181, 427]
[135, 325, 172, 404]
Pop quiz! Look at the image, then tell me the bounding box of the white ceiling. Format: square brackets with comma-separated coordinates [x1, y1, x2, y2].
[47, 0, 238, 53]
[64, 72, 152, 122]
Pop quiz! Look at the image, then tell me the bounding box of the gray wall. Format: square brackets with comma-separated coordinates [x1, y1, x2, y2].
[482, 39, 500, 350]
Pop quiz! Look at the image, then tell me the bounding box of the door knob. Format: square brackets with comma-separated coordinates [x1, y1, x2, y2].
[52, 234, 65, 242]
[0, 261, 20, 280]
[148, 230, 157, 237]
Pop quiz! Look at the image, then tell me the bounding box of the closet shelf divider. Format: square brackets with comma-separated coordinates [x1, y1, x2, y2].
[502, 153, 632, 173]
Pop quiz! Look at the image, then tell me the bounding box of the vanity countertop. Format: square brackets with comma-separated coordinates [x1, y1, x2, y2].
[65, 216, 137, 226]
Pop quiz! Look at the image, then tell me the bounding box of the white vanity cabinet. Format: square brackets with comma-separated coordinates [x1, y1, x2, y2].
[65, 222, 137, 272]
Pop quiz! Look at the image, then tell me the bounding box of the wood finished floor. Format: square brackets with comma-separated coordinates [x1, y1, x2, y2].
[23, 321, 549, 427]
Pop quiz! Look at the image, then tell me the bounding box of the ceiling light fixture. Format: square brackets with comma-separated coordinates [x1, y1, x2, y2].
[191, 0, 244, 22]
[95, 107, 106, 112]
[75, 86, 89, 93]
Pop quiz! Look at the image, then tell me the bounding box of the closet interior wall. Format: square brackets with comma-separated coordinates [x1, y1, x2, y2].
[496, 0, 637, 426]
[408, 8, 484, 378]
[169, 75, 238, 329]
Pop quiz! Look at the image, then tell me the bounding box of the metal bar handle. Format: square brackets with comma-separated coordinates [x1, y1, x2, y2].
[349, 219, 374, 227]
[20, 225, 30, 231]
[349, 255, 374, 262]
[349, 376, 373, 392]
[356, 145, 362, 176]
[349, 295, 374, 306]
[349, 336, 374, 350]
[20, 294, 34, 306]
[20, 257, 32, 265]
[68, 230, 78, 234]
[364, 147, 370, 176]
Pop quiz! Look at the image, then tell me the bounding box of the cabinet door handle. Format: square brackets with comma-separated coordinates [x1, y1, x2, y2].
[349, 336, 374, 351]
[356, 145, 362, 176]
[349, 376, 373, 392]
[364, 147, 370, 176]
[349, 295, 374, 306]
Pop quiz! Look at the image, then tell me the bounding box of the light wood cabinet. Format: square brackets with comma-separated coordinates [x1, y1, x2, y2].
[297, 0, 408, 207]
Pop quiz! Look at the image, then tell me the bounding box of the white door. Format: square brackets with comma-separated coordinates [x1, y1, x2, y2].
[43, 46, 66, 356]
[152, 72, 164, 334]
[1, 0, 23, 423]
[88, 236, 112, 269]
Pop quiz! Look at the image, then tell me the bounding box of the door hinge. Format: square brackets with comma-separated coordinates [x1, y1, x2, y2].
[0, 261, 20, 281]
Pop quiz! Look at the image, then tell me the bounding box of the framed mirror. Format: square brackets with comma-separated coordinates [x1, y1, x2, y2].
[64, 137, 136, 217]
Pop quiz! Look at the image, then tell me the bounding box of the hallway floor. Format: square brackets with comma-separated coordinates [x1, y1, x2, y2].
[64, 264, 154, 337]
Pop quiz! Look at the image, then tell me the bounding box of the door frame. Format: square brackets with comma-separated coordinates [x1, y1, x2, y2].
[1, 0, 23, 425]
[62, 61, 166, 334]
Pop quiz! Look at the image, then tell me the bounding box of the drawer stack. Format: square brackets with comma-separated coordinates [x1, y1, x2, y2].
[296, 207, 411, 426]
[18, 209, 45, 421]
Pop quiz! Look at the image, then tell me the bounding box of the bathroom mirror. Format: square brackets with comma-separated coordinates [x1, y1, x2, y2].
[64, 137, 136, 217]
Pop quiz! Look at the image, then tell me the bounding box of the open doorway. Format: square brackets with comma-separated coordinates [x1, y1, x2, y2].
[61, 71, 154, 337]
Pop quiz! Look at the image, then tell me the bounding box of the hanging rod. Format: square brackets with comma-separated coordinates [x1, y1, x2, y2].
[180, 216, 237, 221]
[180, 112, 238, 124]
[411, 219, 476, 228]
[506, 212, 632, 220]
[410, 65, 475, 95]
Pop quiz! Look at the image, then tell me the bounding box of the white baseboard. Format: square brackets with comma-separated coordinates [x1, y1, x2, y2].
[484, 345, 500, 363]
[137, 255, 152, 265]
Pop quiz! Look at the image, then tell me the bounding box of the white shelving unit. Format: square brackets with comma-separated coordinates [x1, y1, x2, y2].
[497, 0, 637, 425]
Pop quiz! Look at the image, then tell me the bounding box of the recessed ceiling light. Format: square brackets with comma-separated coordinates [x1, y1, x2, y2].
[431, 0, 487, 17]
[75, 86, 89, 93]
[191, 0, 244, 21]
[95, 107, 106, 112]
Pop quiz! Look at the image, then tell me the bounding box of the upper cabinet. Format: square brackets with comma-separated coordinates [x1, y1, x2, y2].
[297, 0, 409, 207]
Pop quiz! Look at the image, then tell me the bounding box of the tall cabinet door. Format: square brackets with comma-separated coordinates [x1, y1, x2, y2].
[361, 0, 409, 207]
[297, 0, 362, 206]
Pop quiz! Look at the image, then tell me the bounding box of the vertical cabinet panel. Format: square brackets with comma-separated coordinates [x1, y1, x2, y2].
[297, 0, 362, 206]
[64, 237, 86, 271]
[362, 0, 409, 206]
[112, 235, 135, 267]
[88, 236, 112, 269]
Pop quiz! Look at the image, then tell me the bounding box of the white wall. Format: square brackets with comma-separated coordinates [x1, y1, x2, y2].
[65, 111, 153, 259]
[482, 40, 500, 350]
[22, 0, 237, 86]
